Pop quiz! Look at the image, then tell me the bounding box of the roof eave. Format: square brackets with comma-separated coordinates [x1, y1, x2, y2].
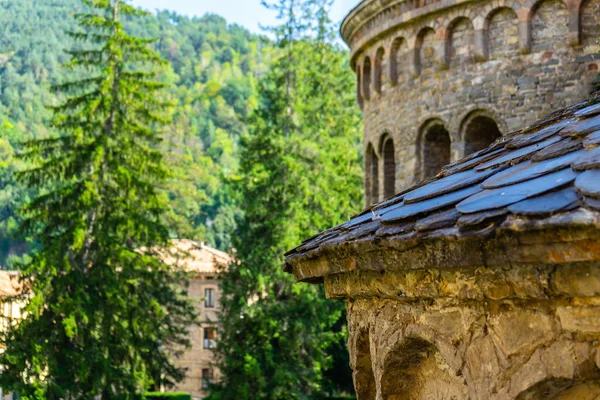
[285, 210, 600, 284]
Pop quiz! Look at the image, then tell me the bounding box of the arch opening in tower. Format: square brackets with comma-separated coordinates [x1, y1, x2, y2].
[382, 137, 396, 198]
[464, 115, 502, 156]
[422, 124, 451, 178]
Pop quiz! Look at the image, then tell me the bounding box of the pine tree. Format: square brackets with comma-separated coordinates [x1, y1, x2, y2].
[208, 1, 363, 399]
[0, 1, 196, 398]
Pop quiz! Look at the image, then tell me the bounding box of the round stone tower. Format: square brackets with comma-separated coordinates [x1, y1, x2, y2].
[342, 0, 600, 205]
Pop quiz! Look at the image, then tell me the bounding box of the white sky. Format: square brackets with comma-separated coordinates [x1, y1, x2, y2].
[131, 0, 360, 35]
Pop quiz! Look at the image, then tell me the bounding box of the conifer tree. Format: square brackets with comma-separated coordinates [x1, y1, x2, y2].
[208, 1, 363, 398]
[0, 1, 196, 398]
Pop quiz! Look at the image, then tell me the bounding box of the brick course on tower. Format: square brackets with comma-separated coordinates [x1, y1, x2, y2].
[343, 0, 600, 205]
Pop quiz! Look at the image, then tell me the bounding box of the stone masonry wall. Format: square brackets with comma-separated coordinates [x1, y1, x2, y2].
[327, 261, 600, 400]
[349, 0, 600, 205]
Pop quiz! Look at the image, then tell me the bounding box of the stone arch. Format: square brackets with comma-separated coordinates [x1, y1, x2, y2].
[580, 0, 600, 50]
[389, 37, 410, 86]
[517, 379, 600, 399]
[353, 330, 376, 400]
[447, 17, 476, 69]
[419, 120, 451, 179]
[531, 0, 569, 52]
[356, 64, 364, 109]
[363, 56, 372, 101]
[416, 27, 437, 76]
[486, 7, 520, 59]
[374, 47, 385, 95]
[380, 134, 396, 199]
[461, 111, 503, 156]
[380, 337, 468, 400]
[366, 143, 379, 205]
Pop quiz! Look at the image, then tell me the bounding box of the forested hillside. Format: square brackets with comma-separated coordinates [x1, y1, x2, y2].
[0, 0, 272, 265]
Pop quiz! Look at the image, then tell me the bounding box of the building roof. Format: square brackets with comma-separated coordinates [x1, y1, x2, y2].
[284, 96, 600, 282]
[159, 240, 232, 274]
[0, 270, 22, 297]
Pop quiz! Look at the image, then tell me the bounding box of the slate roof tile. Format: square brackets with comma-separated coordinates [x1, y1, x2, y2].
[572, 146, 600, 170]
[560, 114, 600, 137]
[482, 149, 585, 189]
[530, 138, 583, 161]
[507, 187, 581, 216]
[584, 131, 600, 148]
[575, 170, 600, 198]
[474, 136, 562, 171]
[285, 96, 600, 263]
[457, 208, 508, 227]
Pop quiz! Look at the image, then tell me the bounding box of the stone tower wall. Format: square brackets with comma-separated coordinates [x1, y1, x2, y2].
[343, 0, 600, 205]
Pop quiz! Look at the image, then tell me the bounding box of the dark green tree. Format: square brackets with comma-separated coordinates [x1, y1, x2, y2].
[208, 1, 363, 399]
[0, 0, 273, 264]
[0, 1, 196, 398]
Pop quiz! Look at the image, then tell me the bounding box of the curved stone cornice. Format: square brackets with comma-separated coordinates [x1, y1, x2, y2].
[340, 0, 401, 46]
[341, 0, 482, 64]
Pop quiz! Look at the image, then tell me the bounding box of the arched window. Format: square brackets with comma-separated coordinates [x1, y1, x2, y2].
[356, 64, 364, 109]
[531, 0, 569, 52]
[389, 37, 408, 86]
[463, 115, 502, 155]
[366, 144, 379, 204]
[374, 47, 385, 94]
[581, 0, 600, 49]
[416, 27, 437, 76]
[448, 17, 476, 69]
[362, 57, 372, 101]
[486, 8, 519, 59]
[382, 137, 396, 198]
[422, 122, 451, 179]
[353, 331, 376, 400]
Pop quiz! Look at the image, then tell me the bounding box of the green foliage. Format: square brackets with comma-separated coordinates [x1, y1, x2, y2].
[0, 0, 272, 266]
[0, 119, 32, 267]
[0, 1, 196, 398]
[208, 1, 363, 399]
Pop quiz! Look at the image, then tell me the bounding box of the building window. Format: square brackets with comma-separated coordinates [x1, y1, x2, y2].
[390, 37, 408, 86]
[382, 137, 396, 199]
[374, 47, 385, 94]
[365, 144, 379, 205]
[356, 64, 364, 109]
[463, 115, 502, 156]
[204, 327, 216, 349]
[205, 275, 215, 280]
[421, 122, 451, 179]
[416, 27, 437, 76]
[204, 288, 215, 308]
[448, 17, 475, 69]
[201, 368, 214, 390]
[362, 56, 372, 100]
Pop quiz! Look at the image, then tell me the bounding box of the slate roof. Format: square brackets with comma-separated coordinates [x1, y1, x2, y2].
[284, 96, 600, 273]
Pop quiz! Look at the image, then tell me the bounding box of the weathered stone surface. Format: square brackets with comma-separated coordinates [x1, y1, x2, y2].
[551, 263, 600, 297]
[464, 335, 502, 398]
[489, 310, 555, 357]
[556, 306, 600, 335]
[344, 295, 600, 400]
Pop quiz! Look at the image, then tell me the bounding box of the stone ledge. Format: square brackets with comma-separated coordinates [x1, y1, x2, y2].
[286, 223, 600, 283]
[323, 261, 600, 301]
